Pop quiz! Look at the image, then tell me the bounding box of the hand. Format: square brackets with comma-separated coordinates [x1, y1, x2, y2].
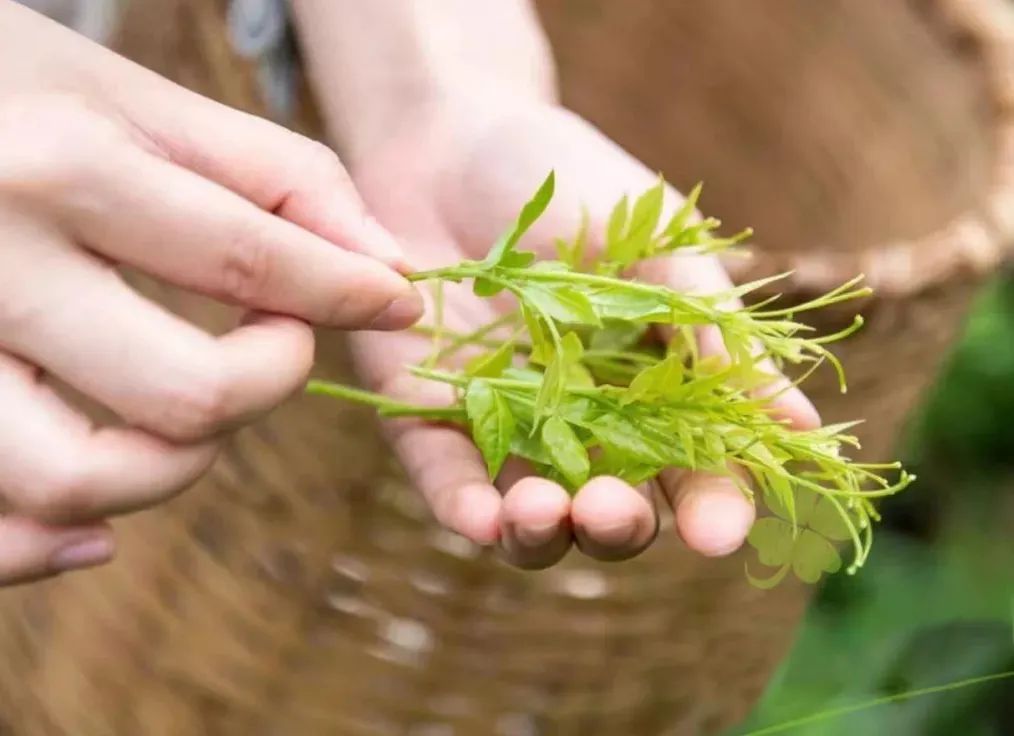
[0, 2, 422, 585]
[350, 101, 820, 568]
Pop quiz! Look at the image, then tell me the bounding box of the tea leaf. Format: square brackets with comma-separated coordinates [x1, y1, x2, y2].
[541, 416, 591, 489]
[521, 284, 601, 326]
[484, 171, 555, 267]
[622, 354, 684, 405]
[466, 341, 515, 378]
[465, 379, 515, 478]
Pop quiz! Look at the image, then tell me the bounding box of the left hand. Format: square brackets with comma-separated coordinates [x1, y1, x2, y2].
[348, 101, 821, 568]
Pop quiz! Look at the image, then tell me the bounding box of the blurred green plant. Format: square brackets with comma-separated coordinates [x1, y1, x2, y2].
[735, 273, 1014, 735]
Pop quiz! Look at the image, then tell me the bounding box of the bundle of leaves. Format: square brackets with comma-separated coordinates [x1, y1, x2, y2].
[309, 173, 914, 587]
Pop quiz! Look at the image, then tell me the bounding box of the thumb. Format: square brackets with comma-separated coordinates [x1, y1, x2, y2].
[111, 71, 411, 272]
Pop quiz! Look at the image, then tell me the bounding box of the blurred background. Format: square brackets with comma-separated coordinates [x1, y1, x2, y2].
[735, 272, 1014, 735]
[2, 2, 1011, 734]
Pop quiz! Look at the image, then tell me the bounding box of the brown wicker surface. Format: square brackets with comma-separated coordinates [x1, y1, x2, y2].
[0, 1, 1010, 734]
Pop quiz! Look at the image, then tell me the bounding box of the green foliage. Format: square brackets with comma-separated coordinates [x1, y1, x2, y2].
[309, 172, 914, 586]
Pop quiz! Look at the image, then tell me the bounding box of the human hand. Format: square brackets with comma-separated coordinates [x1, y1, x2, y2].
[0, 2, 421, 584]
[349, 101, 820, 568]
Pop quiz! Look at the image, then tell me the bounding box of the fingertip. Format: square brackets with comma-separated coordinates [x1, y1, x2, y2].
[499, 477, 572, 569]
[572, 476, 656, 560]
[366, 287, 425, 331]
[358, 216, 416, 275]
[675, 478, 755, 557]
[501, 477, 570, 546]
[770, 385, 822, 430]
[447, 481, 502, 546]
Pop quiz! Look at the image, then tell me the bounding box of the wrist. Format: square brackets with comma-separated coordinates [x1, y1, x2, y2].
[289, 0, 558, 166]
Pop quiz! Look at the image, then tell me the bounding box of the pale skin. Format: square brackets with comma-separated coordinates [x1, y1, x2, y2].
[0, 1, 423, 584]
[291, 0, 821, 568]
[0, 0, 819, 584]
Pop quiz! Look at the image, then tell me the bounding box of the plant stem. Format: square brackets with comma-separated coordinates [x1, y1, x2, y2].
[305, 380, 463, 420]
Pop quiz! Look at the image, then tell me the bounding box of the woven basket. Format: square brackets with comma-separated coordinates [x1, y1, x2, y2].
[0, 1, 1011, 734]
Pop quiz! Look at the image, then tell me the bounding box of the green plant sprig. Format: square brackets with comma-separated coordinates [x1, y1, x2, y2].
[308, 172, 914, 586]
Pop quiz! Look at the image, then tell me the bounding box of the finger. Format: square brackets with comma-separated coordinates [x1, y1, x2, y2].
[0, 239, 316, 441]
[0, 516, 114, 586]
[43, 27, 413, 270]
[387, 419, 502, 545]
[572, 476, 657, 561]
[40, 138, 420, 330]
[0, 353, 217, 522]
[498, 476, 572, 569]
[351, 285, 505, 545]
[659, 468, 755, 557]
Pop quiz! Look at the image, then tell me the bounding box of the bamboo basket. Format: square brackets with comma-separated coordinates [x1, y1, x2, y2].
[0, 1, 1011, 734]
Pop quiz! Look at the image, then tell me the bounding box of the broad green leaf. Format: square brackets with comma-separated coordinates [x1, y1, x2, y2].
[465, 380, 515, 478]
[589, 321, 648, 351]
[747, 517, 795, 567]
[622, 354, 684, 405]
[587, 289, 671, 321]
[568, 362, 596, 388]
[465, 341, 514, 378]
[791, 529, 842, 583]
[521, 285, 601, 326]
[510, 429, 551, 465]
[500, 250, 536, 269]
[585, 414, 669, 465]
[541, 416, 591, 489]
[807, 496, 854, 541]
[560, 331, 585, 362]
[473, 277, 505, 297]
[483, 171, 555, 266]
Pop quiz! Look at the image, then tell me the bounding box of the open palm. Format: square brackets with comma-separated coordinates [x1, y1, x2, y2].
[350, 104, 820, 568]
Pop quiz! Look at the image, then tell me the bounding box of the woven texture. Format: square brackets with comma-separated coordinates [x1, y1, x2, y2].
[0, 1, 1010, 734]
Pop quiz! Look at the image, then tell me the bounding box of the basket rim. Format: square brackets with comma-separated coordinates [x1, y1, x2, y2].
[724, 0, 1014, 299]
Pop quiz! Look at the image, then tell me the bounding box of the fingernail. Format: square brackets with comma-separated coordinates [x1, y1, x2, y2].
[362, 219, 415, 274]
[50, 536, 115, 572]
[514, 520, 561, 548]
[368, 292, 424, 330]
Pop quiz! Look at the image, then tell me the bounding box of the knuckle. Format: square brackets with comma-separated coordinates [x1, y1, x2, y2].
[0, 93, 125, 199]
[218, 228, 274, 304]
[150, 363, 232, 440]
[292, 137, 346, 185]
[21, 458, 93, 521]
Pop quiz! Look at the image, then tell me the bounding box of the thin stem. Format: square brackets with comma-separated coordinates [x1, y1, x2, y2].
[305, 380, 462, 420]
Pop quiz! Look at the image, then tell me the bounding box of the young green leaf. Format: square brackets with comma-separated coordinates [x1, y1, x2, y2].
[483, 171, 555, 267]
[605, 194, 629, 260]
[622, 354, 685, 405]
[624, 177, 665, 259]
[521, 284, 601, 326]
[465, 379, 515, 478]
[313, 173, 914, 589]
[466, 341, 515, 378]
[541, 416, 591, 489]
[663, 181, 702, 239]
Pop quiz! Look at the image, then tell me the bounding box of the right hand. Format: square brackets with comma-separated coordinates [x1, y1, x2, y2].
[0, 1, 422, 585]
